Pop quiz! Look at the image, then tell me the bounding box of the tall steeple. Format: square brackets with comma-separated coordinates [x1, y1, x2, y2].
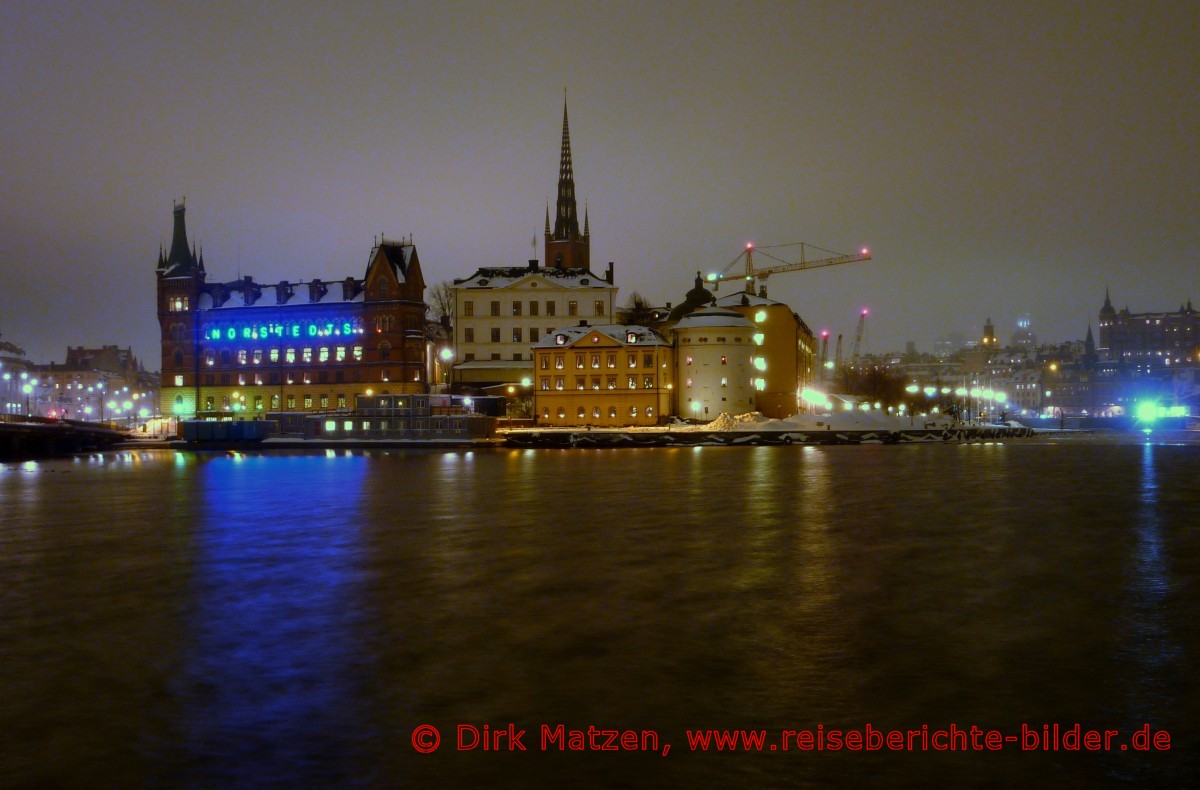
[544, 96, 590, 270]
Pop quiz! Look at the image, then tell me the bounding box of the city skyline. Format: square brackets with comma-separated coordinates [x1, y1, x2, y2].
[2, 1, 1197, 366]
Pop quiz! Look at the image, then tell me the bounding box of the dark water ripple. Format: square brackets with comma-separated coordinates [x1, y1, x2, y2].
[1, 439, 1198, 787]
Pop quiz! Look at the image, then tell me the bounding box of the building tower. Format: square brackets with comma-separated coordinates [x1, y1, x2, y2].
[981, 316, 997, 349]
[544, 99, 590, 270]
[156, 201, 205, 417]
[1098, 287, 1116, 354]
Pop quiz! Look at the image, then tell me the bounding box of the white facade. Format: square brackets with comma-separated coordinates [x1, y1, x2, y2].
[451, 263, 617, 386]
[672, 308, 757, 420]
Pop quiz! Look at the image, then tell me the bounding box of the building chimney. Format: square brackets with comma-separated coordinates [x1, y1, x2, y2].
[579, 320, 588, 327]
[528, 259, 538, 271]
[606, 261, 614, 283]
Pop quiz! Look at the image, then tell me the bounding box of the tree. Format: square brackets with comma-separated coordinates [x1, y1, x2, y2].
[624, 291, 655, 326]
[427, 281, 455, 329]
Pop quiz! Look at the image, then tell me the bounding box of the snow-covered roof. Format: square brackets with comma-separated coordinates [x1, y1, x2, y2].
[197, 279, 365, 310]
[454, 266, 613, 290]
[532, 323, 670, 349]
[672, 308, 756, 331]
[713, 292, 787, 308]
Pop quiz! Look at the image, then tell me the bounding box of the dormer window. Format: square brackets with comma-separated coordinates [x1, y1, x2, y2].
[626, 332, 638, 344]
[555, 334, 567, 346]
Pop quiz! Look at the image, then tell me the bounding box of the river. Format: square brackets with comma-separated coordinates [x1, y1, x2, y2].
[2, 436, 1197, 787]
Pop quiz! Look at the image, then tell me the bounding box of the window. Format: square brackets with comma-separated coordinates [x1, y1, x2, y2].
[686, 355, 693, 365]
[287, 395, 296, 409]
[577, 406, 586, 418]
[530, 301, 539, 316]
[628, 376, 637, 389]
[173, 374, 184, 386]
[491, 328, 501, 343]
[721, 355, 727, 365]
[530, 328, 539, 342]
[540, 377, 550, 390]
[170, 323, 186, 341]
[512, 301, 522, 316]
[381, 369, 390, 381]
[254, 373, 263, 385]
[591, 354, 601, 369]
[318, 371, 328, 384]
[271, 394, 280, 409]
[222, 396, 231, 410]
[627, 354, 637, 368]
[591, 376, 600, 390]
[557, 407, 566, 419]
[169, 295, 189, 312]
[644, 354, 653, 368]
[237, 350, 247, 365]
[253, 349, 263, 364]
[337, 395, 346, 408]
[555, 355, 565, 369]
[238, 374, 246, 386]
[270, 348, 280, 363]
[333, 346, 344, 361]
[463, 301, 474, 317]
[555, 377, 564, 390]
[607, 376, 617, 389]
[647, 406, 654, 418]
[204, 396, 214, 410]
[174, 349, 184, 367]
[608, 406, 617, 418]
[205, 350, 215, 366]
[542, 408, 550, 419]
[595, 300, 605, 316]
[721, 377, 728, 387]
[490, 301, 500, 316]
[320, 395, 329, 408]
[592, 406, 600, 418]
[302, 348, 313, 362]
[512, 328, 522, 343]
[575, 354, 585, 369]
[644, 376, 654, 389]
[464, 353, 475, 361]
[286, 348, 296, 363]
[319, 347, 329, 362]
[630, 406, 638, 417]
[546, 301, 556, 316]
[568, 301, 578, 316]
[606, 354, 616, 368]
[627, 331, 638, 344]
[540, 356, 549, 370]
[465, 328, 474, 343]
[576, 376, 586, 390]
[254, 396, 263, 411]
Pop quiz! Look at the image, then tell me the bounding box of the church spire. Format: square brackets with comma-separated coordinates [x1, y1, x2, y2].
[552, 98, 580, 242]
[543, 96, 591, 270]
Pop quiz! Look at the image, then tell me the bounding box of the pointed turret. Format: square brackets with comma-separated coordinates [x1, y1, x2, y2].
[1100, 287, 1115, 316]
[162, 201, 199, 274]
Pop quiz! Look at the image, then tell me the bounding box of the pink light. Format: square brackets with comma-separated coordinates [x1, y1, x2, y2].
[861, 308, 870, 315]
[745, 242, 754, 250]
[861, 247, 870, 255]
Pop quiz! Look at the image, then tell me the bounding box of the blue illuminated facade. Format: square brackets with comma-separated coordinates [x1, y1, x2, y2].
[157, 202, 428, 418]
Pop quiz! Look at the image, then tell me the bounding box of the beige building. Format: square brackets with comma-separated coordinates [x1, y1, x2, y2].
[672, 308, 757, 420]
[533, 323, 672, 426]
[450, 262, 617, 390]
[714, 292, 817, 417]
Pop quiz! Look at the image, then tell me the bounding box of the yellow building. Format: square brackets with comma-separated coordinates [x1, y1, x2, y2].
[714, 292, 818, 418]
[533, 323, 673, 426]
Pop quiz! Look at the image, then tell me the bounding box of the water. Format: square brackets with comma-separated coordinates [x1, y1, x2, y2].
[2, 438, 1198, 787]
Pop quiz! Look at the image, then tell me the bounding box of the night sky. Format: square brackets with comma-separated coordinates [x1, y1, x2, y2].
[2, 1, 1196, 367]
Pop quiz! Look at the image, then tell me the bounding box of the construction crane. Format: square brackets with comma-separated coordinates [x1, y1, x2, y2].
[707, 241, 871, 296]
[850, 308, 869, 367]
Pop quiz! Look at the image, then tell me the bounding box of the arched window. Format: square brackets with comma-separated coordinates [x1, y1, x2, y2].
[220, 350, 231, 365]
[173, 349, 184, 367]
[379, 342, 391, 361]
[169, 323, 186, 341]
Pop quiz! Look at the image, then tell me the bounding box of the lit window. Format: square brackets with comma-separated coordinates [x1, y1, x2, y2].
[513, 301, 522, 316]
[577, 406, 585, 418]
[302, 348, 313, 362]
[647, 406, 654, 417]
[627, 376, 637, 389]
[627, 354, 637, 368]
[568, 301, 578, 316]
[630, 406, 638, 417]
[555, 355, 565, 369]
[269, 348, 280, 363]
[595, 300, 605, 316]
[237, 350, 247, 365]
[608, 406, 617, 418]
[335, 346, 345, 361]
[319, 347, 330, 362]
[540, 356, 550, 370]
[607, 354, 616, 368]
[576, 354, 585, 369]
[286, 348, 296, 363]
[174, 375, 183, 386]
[555, 377, 564, 390]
